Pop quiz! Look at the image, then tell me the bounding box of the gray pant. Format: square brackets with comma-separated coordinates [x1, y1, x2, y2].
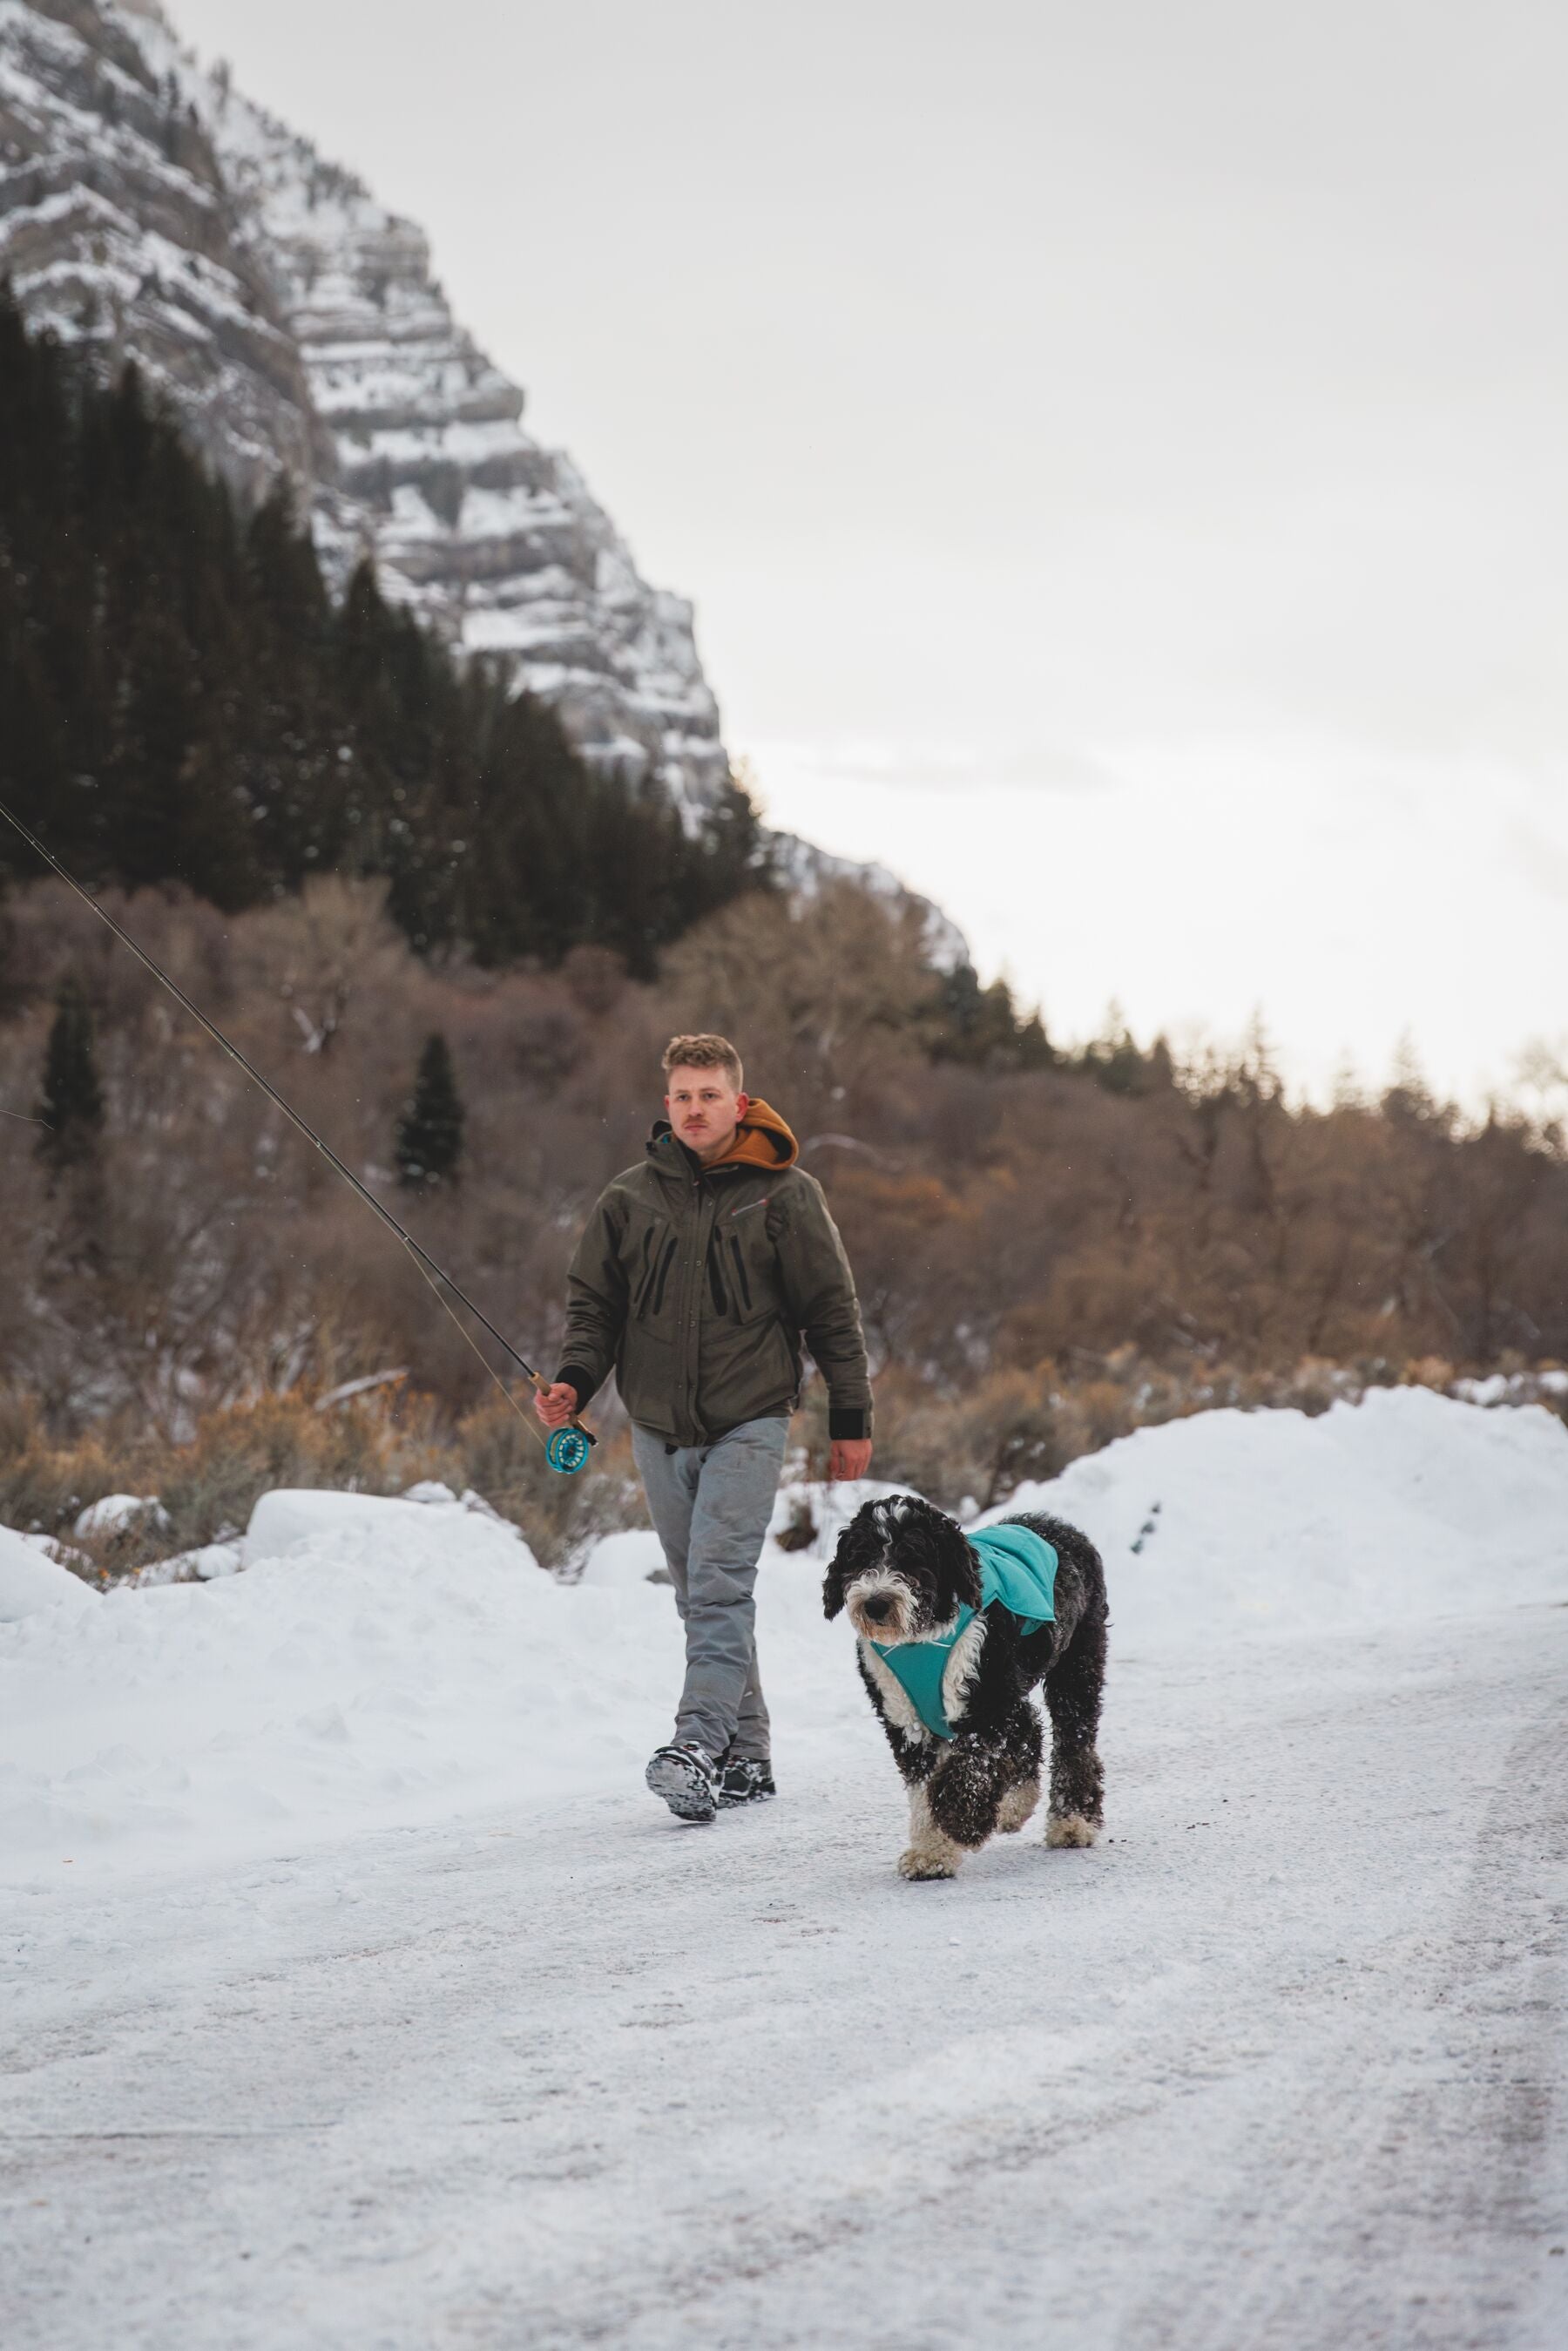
[632, 1415, 788, 1765]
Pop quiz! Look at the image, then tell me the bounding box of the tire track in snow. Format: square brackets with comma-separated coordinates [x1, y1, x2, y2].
[495, 1625, 1568, 2351]
[1119, 1687, 1568, 2351]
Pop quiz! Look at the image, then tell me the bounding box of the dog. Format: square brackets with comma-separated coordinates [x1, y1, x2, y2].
[823, 1494, 1108, 1880]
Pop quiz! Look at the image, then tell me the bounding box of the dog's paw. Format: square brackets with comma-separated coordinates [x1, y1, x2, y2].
[997, 1777, 1041, 1834]
[1046, 1812, 1098, 1848]
[898, 1845, 959, 1880]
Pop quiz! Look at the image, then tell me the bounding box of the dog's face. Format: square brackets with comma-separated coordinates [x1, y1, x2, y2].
[822, 1496, 980, 1643]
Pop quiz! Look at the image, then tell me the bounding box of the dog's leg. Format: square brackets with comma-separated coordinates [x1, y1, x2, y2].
[1044, 1607, 1106, 1847]
[913, 1737, 1006, 1875]
[897, 1780, 967, 1880]
[995, 1701, 1044, 1833]
[997, 1778, 1040, 1833]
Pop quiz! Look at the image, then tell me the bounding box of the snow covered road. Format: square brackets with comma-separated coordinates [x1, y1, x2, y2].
[8, 1598, 1568, 2350]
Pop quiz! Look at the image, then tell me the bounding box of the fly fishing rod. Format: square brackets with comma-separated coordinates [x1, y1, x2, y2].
[0, 796, 595, 1474]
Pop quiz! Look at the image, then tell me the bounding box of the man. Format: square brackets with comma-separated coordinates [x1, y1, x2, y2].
[536, 1034, 873, 1822]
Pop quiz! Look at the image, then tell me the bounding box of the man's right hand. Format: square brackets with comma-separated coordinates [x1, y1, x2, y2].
[534, 1381, 579, 1429]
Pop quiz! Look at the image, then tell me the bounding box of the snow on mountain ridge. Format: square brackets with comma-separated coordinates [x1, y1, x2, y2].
[122, 3, 729, 808]
[1, 2, 971, 955]
[0, 1, 725, 803]
[769, 829, 970, 972]
[0, 0, 321, 492]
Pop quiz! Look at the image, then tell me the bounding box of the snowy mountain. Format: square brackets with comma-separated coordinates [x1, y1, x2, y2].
[0, 0, 321, 493]
[0, 0, 970, 959]
[0, 0, 725, 805]
[768, 828, 970, 972]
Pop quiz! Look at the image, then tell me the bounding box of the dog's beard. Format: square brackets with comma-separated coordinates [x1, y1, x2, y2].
[846, 1570, 920, 1643]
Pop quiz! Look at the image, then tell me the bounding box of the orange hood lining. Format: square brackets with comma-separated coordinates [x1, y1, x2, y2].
[708, 1097, 798, 1171]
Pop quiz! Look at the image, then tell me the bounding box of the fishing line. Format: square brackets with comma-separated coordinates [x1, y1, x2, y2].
[0, 796, 594, 1472]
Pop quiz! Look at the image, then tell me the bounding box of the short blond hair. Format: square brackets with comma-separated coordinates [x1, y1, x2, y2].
[662, 1033, 743, 1089]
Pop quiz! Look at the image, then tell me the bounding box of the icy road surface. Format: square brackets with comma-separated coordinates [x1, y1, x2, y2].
[6, 1601, 1567, 2350]
[6, 1393, 1568, 2345]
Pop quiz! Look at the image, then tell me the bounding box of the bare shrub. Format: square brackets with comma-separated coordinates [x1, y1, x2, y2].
[456, 1403, 644, 1576]
[0, 1389, 124, 1540]
[7, 869, 1568, 1551]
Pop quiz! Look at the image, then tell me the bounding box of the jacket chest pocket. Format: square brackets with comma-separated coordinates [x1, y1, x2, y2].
[625, 1213, 679, 1328]
[715, 1198, 781, 1324]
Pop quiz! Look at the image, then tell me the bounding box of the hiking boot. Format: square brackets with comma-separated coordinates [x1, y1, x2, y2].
[716, 1758, 776, 1806]
[645, 1743, 719, 1823]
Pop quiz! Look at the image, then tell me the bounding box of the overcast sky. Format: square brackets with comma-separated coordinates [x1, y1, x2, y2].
[167, 0, 1568, 1100]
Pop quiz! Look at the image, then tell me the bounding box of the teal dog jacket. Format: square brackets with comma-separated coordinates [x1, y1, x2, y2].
[868, 1522, 1058, 1742]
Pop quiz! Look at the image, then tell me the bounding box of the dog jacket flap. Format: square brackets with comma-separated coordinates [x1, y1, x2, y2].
[967, 1523, 1058, 1633]
[869, 1526, 1058, 1739]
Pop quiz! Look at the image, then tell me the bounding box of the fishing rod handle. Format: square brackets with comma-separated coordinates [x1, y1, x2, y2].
[529, 1371, 598, 1448]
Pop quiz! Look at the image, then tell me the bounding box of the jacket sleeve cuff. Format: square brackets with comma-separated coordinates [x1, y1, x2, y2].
[828, 1406, 870, 1441]
[556, 1366, 598, 1411]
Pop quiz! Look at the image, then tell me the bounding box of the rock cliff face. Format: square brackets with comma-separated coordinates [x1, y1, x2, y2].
[1, 1, 969, 962]
[0, 0, 321, 494]
[0, 0, 726, 805]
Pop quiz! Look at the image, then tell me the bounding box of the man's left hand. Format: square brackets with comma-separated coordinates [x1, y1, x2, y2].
[828, 1439, 874, 1483]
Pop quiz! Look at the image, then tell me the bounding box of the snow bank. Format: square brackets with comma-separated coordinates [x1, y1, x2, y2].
[578, 1529, 667, 1589]
[3, 1392, 1564, 1886]
[985, 1386, 1568, 1649]
[73, 1492, 169, 1540]
[0, 1487, 690, 1886]
[132, 1542, 243, 1588]
[1455, 1366, 1568, 1406]
[242, 1485, 480, 1564]
[0, 1524, 94, 1623]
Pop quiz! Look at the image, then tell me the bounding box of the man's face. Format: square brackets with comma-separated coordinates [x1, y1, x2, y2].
[666, 1065, 747, 1162]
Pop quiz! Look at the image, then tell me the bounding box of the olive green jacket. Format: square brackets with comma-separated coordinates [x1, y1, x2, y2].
[557, 1122, 872, 1447]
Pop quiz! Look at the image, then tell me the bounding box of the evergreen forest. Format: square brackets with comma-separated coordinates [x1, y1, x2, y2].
[0, 290, 760, 974]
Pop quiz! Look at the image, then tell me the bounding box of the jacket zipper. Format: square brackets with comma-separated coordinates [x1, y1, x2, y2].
[707, 1230, 730, 1315]
[631, 1224, 659, 1315]
[728, 1235, 753, 1314]
[648, 1233, 678, 1318]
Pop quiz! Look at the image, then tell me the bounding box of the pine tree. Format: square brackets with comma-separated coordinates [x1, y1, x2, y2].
[0, 288, 757, 969]
[395, 1033, 464, 1187]
[928, 963, 1058, 1070]
[37, 973, 105, 1167]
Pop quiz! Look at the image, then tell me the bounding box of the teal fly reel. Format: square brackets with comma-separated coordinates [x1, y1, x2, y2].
[545, 1424, 593, 1476]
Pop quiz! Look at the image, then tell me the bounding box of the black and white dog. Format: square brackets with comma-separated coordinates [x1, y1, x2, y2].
[823, 1495, 1108, 1880]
